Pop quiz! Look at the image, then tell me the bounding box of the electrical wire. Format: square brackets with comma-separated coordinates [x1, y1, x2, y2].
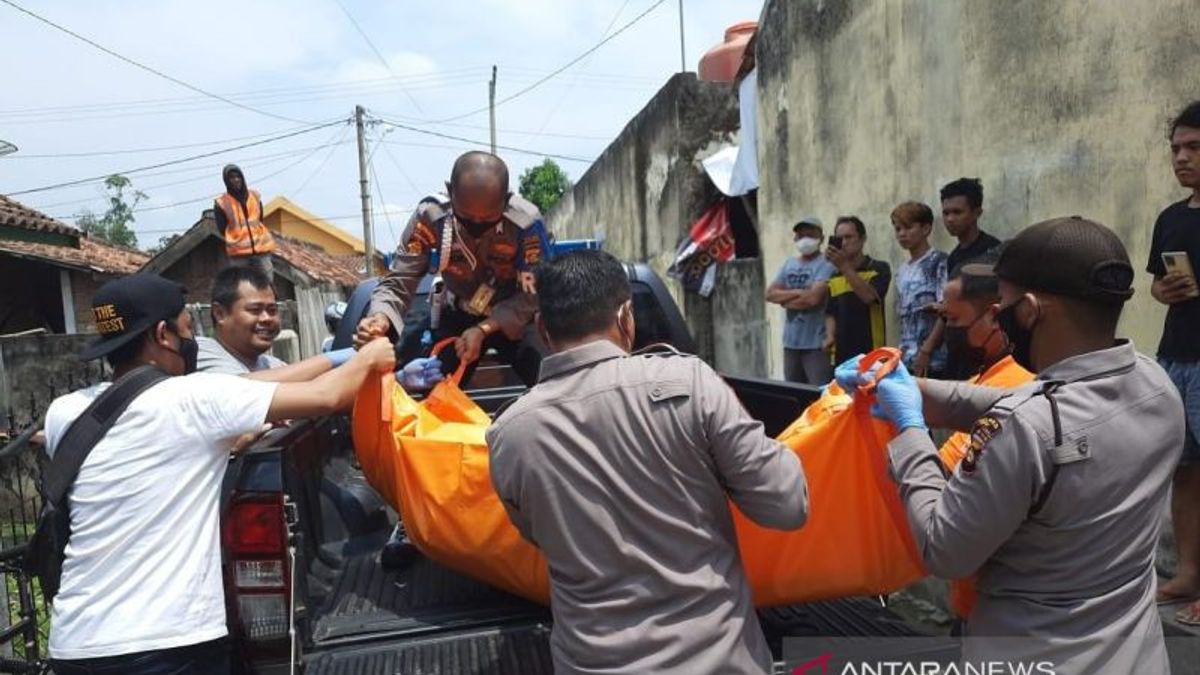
[0, 0, 317, 125]
[333, 0, 424, 115]
[1, 122, 345, 159]
[5, 119, 350, 196]
[371, 114, 592, 164]
[293, 126, 352, 195]
[427, 0, 668, 124]
[367, 149, 397, 246]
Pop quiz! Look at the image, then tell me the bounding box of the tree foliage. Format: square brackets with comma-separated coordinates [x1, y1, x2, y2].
[518, 159, 571, 213]
[74, 174, 146, 249]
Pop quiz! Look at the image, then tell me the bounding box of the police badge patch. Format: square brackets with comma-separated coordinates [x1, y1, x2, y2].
[962, 416, 1002, 475]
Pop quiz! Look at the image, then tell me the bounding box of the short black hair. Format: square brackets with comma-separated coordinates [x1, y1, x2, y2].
[835, 216, 866, 238]
[940, 177, 983, 209]
[950, 251, 1001, 304]
[1170, 101, 1200, 138]
[535, 250, 631, 342]
[105, 316, 180, 369]
[211, 266, 274, 321]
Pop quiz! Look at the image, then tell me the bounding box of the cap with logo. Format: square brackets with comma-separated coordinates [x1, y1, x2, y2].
[962, 216, 1134, 305]
[78, 274, 188, 361]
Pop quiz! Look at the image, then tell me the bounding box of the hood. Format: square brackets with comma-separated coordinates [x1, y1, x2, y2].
[223, 164, 247, 196]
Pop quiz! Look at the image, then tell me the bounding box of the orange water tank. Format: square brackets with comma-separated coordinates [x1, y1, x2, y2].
[698, 21, 757, 83]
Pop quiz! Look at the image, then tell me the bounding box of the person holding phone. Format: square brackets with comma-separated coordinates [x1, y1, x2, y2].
[1149, 101, 1200, 626]
[824, 216, 891, 364]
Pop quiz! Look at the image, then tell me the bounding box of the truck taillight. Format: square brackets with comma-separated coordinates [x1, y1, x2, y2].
[224, 494, 290, 644]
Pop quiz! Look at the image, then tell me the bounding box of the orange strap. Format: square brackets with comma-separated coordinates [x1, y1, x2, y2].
[431, 337, 473, 386]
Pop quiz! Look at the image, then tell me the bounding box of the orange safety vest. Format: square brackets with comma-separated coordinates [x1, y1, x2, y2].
[216, 190, 275, 257]
[937, 354, 1036, 619]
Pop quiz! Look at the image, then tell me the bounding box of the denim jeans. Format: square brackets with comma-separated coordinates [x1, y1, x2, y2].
[1161, 357, 1200, 466]
[50, 637, 230, 675]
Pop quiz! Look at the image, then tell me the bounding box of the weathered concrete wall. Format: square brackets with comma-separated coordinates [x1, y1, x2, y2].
[755, 0, 1200, 376]
[547, 73, 767, 376]
[0, 334, 104, 431]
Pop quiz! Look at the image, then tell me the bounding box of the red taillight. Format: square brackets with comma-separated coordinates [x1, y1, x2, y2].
[226, 500, 285, 555]
[224, 494, 291, 648]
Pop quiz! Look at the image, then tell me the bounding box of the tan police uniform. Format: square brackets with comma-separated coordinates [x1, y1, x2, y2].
[487, 341, 809, 675]
[889, 340, 1183, 674]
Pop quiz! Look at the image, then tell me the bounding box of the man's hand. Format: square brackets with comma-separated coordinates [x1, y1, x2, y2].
[871, 361, 927, 431]
[357, 336, 397, 372]
[822, 333, 835, 354]
[232, 424, 273, 454]
[398, 357, 444, 392]
[455, 326, 486, 364]
[1153, 272, 1199, 305]
[834, 354, 865, 392]
[913, 349, 931, 377]
[826, 245, 852, 272]
[354, 313, 392, 349]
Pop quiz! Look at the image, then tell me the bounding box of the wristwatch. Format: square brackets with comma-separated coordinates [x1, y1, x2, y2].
[477, 319, 498, 336]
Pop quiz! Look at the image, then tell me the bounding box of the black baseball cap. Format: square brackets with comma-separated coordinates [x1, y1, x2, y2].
[964, 216, 1134, 305]
[79, 274, 188, 361]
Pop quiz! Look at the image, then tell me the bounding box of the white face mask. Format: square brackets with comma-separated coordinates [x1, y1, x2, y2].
[795, 237, 821, 256]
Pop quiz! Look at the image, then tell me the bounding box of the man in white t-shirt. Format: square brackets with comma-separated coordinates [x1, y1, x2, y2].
[43, 274, 395, 675]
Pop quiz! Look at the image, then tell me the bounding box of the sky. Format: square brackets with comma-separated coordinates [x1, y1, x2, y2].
[0, 0, 764, 253]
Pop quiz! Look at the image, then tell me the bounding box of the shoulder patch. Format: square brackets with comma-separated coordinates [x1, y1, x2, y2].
[961, 415, 1003, 476]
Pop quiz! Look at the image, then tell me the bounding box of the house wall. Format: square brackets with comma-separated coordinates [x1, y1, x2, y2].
[0, 256, 66, 334]
[69, 270, 112, 333]
[264, 210, 360, 256]
[545, 74, 769, 376]
[754, 0, 1200, 376]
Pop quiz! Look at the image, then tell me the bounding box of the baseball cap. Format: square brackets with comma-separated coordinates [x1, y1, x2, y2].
[792, 216, 823, 234]
[78, 274, 188, 361]
[963, 217, 1134, 305]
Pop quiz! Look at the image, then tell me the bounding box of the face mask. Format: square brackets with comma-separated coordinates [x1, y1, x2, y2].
[943, 312, 998, 376]
[616, 303, 635, 353]
[167, 334, 200, 375]
[995, 299, 1035, 372]
[795, 237, 820, 256]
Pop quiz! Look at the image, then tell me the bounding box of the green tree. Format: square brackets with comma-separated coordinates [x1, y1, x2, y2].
[74, 174, 146, 248]
[518, 159, 571, 213]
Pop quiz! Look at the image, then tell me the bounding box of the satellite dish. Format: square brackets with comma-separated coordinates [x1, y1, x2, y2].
[0, 141, 16, 157]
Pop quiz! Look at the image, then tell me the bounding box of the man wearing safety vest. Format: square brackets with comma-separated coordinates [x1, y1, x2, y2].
[354, 151, 551, 386]
[935, 253, 1034, 626]
[213, 164, 275, 274]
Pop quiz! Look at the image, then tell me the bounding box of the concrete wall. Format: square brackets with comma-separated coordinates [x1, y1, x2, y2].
[547, 73, 768, 376]
[754, 0, 1200, 376]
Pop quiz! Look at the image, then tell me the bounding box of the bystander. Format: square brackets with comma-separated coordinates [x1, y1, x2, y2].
[891, 202, 948, 376]
[823, 216, 891, 365]
[766, 217, 837, 384]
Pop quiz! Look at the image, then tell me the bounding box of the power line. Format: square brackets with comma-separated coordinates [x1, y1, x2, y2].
[372, 114, 592, 164]
[428, 0, 668, 124]
[294, 126, 353, 195]
[0, 0, 316, 125]
[3, 122, 341, 159]
[334, 0, 424, 115]
[5, 119, 349, 196]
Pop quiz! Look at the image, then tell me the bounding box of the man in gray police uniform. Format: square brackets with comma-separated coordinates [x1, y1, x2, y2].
[851, 217, 1184, 674]
[488, 250, 808, 675]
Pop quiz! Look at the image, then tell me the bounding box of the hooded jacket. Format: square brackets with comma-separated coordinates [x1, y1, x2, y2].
[213, 164, 274, 257]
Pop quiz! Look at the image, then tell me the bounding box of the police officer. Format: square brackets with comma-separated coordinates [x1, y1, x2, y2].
[487, 250, 808, 675]
[353, 151, 550, 386]
[856, 217, 1184, 673]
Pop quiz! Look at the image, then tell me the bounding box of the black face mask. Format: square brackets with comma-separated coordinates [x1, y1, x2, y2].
[167, 334, 199, 375]
[995, 299, 1035, 372]
[945, 313, 1000, 376]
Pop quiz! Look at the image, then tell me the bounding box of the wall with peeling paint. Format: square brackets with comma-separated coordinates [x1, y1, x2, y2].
[754, 0, 1200, 377]
[547, 73, 769, 376]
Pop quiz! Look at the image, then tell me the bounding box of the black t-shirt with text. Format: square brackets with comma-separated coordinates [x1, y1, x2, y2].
[1148, 199, 1200, 361]
[947, 230, 1002, 275]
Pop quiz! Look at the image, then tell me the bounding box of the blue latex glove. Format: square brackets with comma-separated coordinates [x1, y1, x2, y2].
[325, 347, 355, 367]
[870, 360, 927, 431]
[833, 354, 866, 393]
[397, 357, 444, 392]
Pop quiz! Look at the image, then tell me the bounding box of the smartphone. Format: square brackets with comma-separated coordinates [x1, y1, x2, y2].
[828, 235, 843, 250]
[1163, 251, 1200, 297]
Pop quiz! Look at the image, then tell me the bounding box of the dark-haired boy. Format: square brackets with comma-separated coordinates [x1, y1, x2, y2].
[488, 250, 808, 675]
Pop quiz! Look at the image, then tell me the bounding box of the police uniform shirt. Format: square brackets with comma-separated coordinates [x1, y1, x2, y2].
[888, 340, 1184, 674]
[487, 340, 809, 675]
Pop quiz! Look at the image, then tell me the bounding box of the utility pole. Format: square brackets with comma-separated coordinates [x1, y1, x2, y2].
[678, 0, 687, 73]
[488, 65, 498, 155]
[355, 105, 375, 274]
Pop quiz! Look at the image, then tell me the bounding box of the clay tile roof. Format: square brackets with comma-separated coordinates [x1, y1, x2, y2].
[272, 235, 363, 287]
[0, 236, 150, 275]
[0, 194, 80, 238]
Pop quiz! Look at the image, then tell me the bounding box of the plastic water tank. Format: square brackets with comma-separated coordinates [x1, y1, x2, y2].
[698, 21, 757, 83]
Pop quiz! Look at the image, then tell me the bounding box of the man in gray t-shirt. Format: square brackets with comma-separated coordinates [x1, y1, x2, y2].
[198, 266, 289, 375]
[766, 217, 837, 384]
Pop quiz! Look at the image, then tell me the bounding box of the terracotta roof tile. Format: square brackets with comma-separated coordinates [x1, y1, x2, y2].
[0, 236, 150, 275]
[0, 195, 80, 237]
[272, 235, 363, 287]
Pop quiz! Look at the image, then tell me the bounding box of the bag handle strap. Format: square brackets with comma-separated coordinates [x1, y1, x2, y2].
[430, 337, 471, 387]
[44, 366, 169, 504]
[855, 347, 903, 396]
